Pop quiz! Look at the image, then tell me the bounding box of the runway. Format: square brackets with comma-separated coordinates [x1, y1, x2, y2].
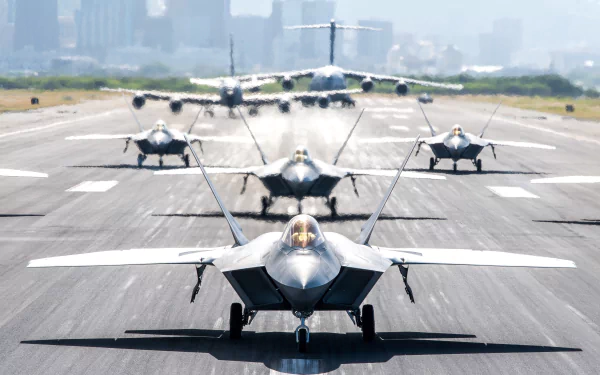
[1, 95, 599, 374]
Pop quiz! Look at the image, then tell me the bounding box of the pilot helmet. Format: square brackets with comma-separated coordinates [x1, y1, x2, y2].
[451, 124, 464, 136]
[281, 214, 325, 249]
[293, 146, 311, 163]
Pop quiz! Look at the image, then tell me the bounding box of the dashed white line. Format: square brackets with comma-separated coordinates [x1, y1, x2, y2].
[389, 125, 410, 132]
[487, 186, 540, 198]
[66, 181, 119, 192]
[531, 176, 600, 184]
[0, 169, 47, 178]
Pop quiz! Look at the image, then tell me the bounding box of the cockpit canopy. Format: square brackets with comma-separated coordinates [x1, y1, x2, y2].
[293, 146, 311, 163]
[281, 215, 325, 249]
[153, 120, 167, 132]
[451, 124, 464, 136]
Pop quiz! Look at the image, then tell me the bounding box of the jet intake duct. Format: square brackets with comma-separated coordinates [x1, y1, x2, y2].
[361, 77, 374, 92]
[132, 95, 146, 109]
[169, 99, 183, 114]
[395, 81, 409, 96]
[282, 76, 295, 91]
[317, 95, 331, 109]
[278, 100, 291, 113]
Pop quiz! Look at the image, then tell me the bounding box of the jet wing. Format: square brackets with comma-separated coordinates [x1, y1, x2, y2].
[358, 137, 436, 145]
[375, 247, 576, 268]
[189, 78, 224, 88]
[155, 166, 261, 176]
[242, 89, 363, 106]
[485, 139, 556, 150]
[65, 134, 134, 140]
[232, 69, 316, 82]
[0, 168, 48, 178]
[27, 247, 232, 268]
[341, 70, 464, 90]
[342, 169, 446, 180]
[101, 88, 222, 106]
[240, 78, 277, 91]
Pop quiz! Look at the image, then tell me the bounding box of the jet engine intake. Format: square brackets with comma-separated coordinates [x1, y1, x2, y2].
[278, 100, 291, 113]
[395, 81, 409, 96]
[361, 77, 374, 92]
[169, 99, 183, 114]
[282, 76, 295, 91]
[132, 95, 146, 110]
[317, 95, 330, 109]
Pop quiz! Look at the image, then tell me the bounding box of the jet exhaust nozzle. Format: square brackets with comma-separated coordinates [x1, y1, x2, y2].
[169, 99, 183, 114]
[395, 81, 409, 96]
[361, 77, 374, 92]
[132, 95, 146, 110]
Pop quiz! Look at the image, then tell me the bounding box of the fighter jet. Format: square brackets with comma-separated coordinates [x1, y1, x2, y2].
[362, 102, 556, 172]
[221, 20, 463, 106]
[103, 35, 361, 118]
[65, 99, 250, 168]
[155, 108, 446, 216]
[27, 134, 576, 353]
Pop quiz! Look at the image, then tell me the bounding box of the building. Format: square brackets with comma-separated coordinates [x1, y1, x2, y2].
[299, 0, 335, 63]
[76, 0, 146, 59]
[168, 0, 231, 49]
[13, 0, 59, 51]
[356, 19, 393, 69]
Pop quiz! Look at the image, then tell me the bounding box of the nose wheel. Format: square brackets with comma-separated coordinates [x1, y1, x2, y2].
[293, 310, 312, 353]
[453, 162, 457, 172]
[159, 157, 164, 168]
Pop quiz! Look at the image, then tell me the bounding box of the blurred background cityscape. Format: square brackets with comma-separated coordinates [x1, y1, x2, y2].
[0, 0, 599, 88]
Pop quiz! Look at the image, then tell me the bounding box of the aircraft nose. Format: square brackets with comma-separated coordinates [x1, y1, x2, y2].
[286, 250, 321, 289]
[451, 137, 461, 150]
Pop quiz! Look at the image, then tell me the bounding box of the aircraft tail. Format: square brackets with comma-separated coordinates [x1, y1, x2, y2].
[285, 20, 380, 66]
[478, 101, 502, 138]
[123, 94, 144, 132]
[237, 108, 269, 165]
[229, 34, 235, 77]
[356, 136, 420, 245]
[417, 102, 436, 136]
[183, 134, 249, 246]
[332, 108, 365, 165]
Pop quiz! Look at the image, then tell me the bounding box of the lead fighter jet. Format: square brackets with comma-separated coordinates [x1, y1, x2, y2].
[66, 99, 250, 168]
[362, 102, 556, 172]
[28, 134, 576, 353]
[155, 108, 445, 215]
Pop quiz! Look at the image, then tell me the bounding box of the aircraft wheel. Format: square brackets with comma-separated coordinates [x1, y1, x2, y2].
[429, 157, 435, 171]
[329, 197, 338, 217]
[249, 107, 259, 117]
[137, 154, 145, 168]
[297, 328, 308, 353]
[261, 196, 269, 216]
[476, 159, 482, 172]
[229, 303, 243, 339]
[361, 304, 375, 342]
[159, 158, 164, 168]
[184, 154, 190, 168]
[453, 163, 457, 172]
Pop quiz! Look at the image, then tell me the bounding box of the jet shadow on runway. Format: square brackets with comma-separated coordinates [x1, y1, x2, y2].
[152, 211, 447, 224]
[67, 164, 188, 171]
[0, 214, 45, 218]
[534, 219, 600, 226]
[22, 329, 581, 374]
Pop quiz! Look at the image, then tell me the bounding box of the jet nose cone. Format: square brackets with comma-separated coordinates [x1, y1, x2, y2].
[287, 250, 321, 289]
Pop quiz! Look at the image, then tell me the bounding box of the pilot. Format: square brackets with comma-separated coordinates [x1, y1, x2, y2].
[293, 146, 310, 163]
[283, 215, 324, 249]
[451, 125, 464, 136]
[153, 120, 167, 132]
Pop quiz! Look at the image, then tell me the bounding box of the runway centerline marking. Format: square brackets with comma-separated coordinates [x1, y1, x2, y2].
[487, 186, 540, 198]
[365, 107, 414, 113]
[531, 176, 600, 184]
[0, 109, 126, 139]
[390, 125, 410, 132]
[66, 181, 119, 192]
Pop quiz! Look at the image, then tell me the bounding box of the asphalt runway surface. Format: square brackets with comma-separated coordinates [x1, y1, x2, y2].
[1, 95, 600, 374]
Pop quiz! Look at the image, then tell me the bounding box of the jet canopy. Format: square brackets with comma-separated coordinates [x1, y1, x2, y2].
[281, 215, 325, 249]
[293, 146, 311, 163]
[451, 124, 464, 136]
[153, 120, 167, 132]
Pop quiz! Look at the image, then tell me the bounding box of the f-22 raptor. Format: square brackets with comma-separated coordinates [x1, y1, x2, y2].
[28, 134, 576, 353]
[155, 109, 446, 215]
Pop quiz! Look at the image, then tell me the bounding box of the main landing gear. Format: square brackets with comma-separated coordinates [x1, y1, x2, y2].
[248, 106, 259, 117]
[181, 154, 190, 168]
[472, 158, 483, 172]
[326, 196, 338, 217]
[260, 196, 273, 216]
[429, 157, 439, 171]
[347, 304, 376, 342]
[204, 106, 215, 118]
[229, 302, 256, 340]
[341, 99, 356, 108]
[137, 153, 147, 168]
[228, 109, 236, 119]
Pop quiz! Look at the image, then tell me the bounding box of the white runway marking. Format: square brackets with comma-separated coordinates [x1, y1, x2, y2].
[0, 169, 48, 178]
[419, 126, 438, 133]
[0, 109, 125, 139]
[67, 181, 119, 192]
[487, 186, 539, 198]
[393, 114, 410, 119]
[390, 125, 410, 132]
[359, 136, 414, 144]
[365, 107, 414, 113]
[372, 114, 388, 120]
[531, 176, 600, 184]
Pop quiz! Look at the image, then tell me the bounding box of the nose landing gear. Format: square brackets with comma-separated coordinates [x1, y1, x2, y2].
[293, 310, 313, 353]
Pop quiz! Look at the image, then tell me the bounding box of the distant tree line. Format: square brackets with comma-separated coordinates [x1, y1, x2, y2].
[0, 74, 597, 98]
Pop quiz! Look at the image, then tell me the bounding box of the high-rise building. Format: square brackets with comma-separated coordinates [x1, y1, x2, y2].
[76, 0, 146, 58]
[13, 0, 59, 51]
